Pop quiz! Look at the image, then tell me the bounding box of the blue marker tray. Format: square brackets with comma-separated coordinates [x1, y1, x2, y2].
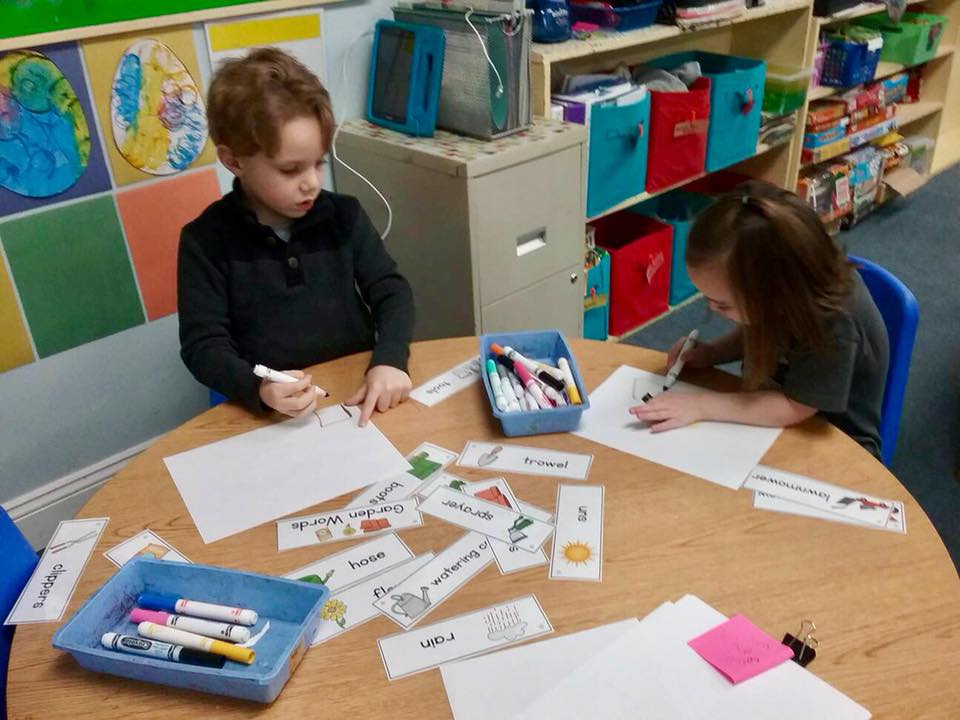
[52, 557, 328, 703]
[479, 329, 590, 437]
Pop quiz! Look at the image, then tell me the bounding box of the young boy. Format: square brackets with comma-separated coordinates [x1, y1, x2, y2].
[178, 48, 414, 425]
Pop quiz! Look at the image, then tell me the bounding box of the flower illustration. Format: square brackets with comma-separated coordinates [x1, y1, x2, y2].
[321, 598, 347, 628]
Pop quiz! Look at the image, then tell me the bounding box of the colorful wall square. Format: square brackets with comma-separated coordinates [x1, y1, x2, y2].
[81, 27, 216, 187]
[0, 253, 34, 372]
[1, 195, 145, 357]
[0, 42, 112, 218]
[116, 167, 221, 319]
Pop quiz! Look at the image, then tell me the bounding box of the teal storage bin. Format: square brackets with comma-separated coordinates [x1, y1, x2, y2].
[479, 330, 590, 437]
[586, 93, 651, 217]
[584, 250, 610, 340]
[52, 557, 328, 703]
[631, 190, 714, 306]
[650, 52, 766, 172]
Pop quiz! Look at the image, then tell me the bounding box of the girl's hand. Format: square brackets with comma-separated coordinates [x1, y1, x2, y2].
[259, 370, 317, 418]
[665, 336, 718, 372]
[629, 392, 707, 432]
[345, 365, 412, 427]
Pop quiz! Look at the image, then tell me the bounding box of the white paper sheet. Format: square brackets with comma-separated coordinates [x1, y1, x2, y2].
[518, 595, 871, 720]
[441, 618, 640, 720]
[164, 413, 411, 544]
[6, 518, 109, 625]
[572, 366, 781, 490]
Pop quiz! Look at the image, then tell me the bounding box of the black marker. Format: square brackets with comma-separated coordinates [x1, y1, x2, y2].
[101, 632, 226, 668]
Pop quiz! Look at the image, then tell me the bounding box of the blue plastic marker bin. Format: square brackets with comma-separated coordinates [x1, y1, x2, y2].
[584, 252, 611, 341]
[630, 190, 714, 306]
[820, 34, 882, 87]
[586, 91, 650, 218]
[52, 557, 328, 703]
[479, 330, 590, 437]
[570, 0, 662, 30]
[650, 51, 767, 172]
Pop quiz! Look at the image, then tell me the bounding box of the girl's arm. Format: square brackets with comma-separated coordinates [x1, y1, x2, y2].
[629, 388, 816, 432]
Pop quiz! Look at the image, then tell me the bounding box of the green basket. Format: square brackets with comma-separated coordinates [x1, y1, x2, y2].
[857, 12, 948, 66]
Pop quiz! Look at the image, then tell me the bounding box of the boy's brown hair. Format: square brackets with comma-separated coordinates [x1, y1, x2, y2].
[687, 180, 854, 389]
[207, 47, 334, 157]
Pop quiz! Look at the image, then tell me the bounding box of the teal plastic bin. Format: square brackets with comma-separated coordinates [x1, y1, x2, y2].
[52, 557, 328, 703]
[479, 330, 590, 437]
[650, 52, 766, 172]
[630, 191, 714, 305]
[584, 250, 610, 340]
[586, 93, 651, 217]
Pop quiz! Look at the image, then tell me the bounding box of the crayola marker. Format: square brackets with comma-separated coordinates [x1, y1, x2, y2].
[101, 632, 225, 668]
[138, 593, 258, 626]
[138, 621, 255, 664]
[130, 608, 251, 644]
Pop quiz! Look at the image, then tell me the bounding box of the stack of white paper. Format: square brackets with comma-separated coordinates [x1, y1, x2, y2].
[441, 595, 871, 720]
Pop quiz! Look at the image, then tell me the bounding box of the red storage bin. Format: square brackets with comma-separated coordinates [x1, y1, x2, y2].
[592, 213, 673, 336]
[646, 77, 711, 193]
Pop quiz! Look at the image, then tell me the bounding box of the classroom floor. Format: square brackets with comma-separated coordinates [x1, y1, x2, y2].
[622, 164, 960, 570]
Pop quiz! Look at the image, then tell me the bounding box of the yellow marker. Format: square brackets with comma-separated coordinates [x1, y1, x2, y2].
[138, 621, 255, 665]
[557, 358, 582, 405]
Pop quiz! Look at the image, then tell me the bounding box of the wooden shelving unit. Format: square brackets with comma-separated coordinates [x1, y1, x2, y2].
[529, 0, 960, 339]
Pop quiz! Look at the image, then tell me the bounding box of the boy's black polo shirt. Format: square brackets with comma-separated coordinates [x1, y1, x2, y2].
[177, 183, 414, 413]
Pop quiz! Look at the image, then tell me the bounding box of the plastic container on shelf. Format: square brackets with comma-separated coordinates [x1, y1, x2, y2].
[569, 0, 663, 30]
[820, 27, 884, 87]
[857, 12, 948, 66]
[763, 64, 812, 115]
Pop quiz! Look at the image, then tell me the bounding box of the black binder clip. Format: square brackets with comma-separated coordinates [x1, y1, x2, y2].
[782, 619, 819, 667]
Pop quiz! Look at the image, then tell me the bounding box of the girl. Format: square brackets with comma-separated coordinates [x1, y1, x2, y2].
[629, 181, 890, 459]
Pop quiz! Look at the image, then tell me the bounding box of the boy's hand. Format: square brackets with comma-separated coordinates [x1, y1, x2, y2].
[259, 370, 317, 418]
[629, 392, 707, 432]
[665, 336, 718, 372]
[345, 365, 412, 427]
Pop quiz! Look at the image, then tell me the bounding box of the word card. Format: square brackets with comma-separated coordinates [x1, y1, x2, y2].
[410, 356, 482, 407]
[104, 530, 190, 568]
[278, 499, 422, 551]
[753, 491, 907, 534]
[460, 477, 551, 574]
[418, 486, 554, 554]
[377, 595, 553, 680]
[745, 466, 894, 529]
[6, 518, 109, 625]
[350, 442, 458, 507]
[312, 553, 436, 646]
[550, 485, 604, 582]
[457, 441, 593, 481]
[285, 533, 415, 592]
[372, 532, 494, 629]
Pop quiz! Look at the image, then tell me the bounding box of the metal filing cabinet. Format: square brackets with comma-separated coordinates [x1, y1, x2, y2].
[333, 119, 587, 340]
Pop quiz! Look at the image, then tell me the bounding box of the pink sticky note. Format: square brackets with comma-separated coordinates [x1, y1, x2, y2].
[688, 614, 794, 684]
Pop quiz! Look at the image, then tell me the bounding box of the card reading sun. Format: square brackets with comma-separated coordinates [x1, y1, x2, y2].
[550, 484, 604, 582]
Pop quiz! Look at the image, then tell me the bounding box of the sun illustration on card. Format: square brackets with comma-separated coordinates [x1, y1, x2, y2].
[562, 540, 595, 565]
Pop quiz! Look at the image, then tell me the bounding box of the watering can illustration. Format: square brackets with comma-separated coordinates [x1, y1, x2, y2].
[390, 586, 432, 619]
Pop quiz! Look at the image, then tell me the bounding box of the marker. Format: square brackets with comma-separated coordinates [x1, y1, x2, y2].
[138, 622, 255, 665]
[557, 358, 582, 405]
[513, 361, 552, 410]
[534, 361, 566, 383]
[495, 364, 521, 412]
[534, 375, 567, 406]
[485, 359, 508, 412]
[508, 374, 530, 410]
[130, 608, 251, 644]
[101, 632, 226, 668]
[489, 344, 540, 376]
[663, 329, 700, 391]
[536, 369, 566, 393]
[523, 388, 538, 411]
[138, 593, 259, 626]
[253, 364, 329, 398]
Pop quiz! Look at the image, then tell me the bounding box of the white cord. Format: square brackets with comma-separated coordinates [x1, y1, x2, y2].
[465, 8, 504, 98]
[331, 31, 393, 240]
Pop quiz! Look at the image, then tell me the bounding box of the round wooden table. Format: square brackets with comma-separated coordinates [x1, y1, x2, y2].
[8, 338, 960, 718]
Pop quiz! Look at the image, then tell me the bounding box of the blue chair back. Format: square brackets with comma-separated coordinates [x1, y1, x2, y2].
[1, 508, 39, 719]
[849, 255, 919, 466]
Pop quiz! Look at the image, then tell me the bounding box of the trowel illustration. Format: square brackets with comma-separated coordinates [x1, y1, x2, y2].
[478, 445, 503, 467]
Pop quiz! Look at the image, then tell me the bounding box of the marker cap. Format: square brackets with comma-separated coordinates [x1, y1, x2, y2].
[138, 592, 179, 613]
[130, 608, 168, 624]
[178, 647, 228, 668]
